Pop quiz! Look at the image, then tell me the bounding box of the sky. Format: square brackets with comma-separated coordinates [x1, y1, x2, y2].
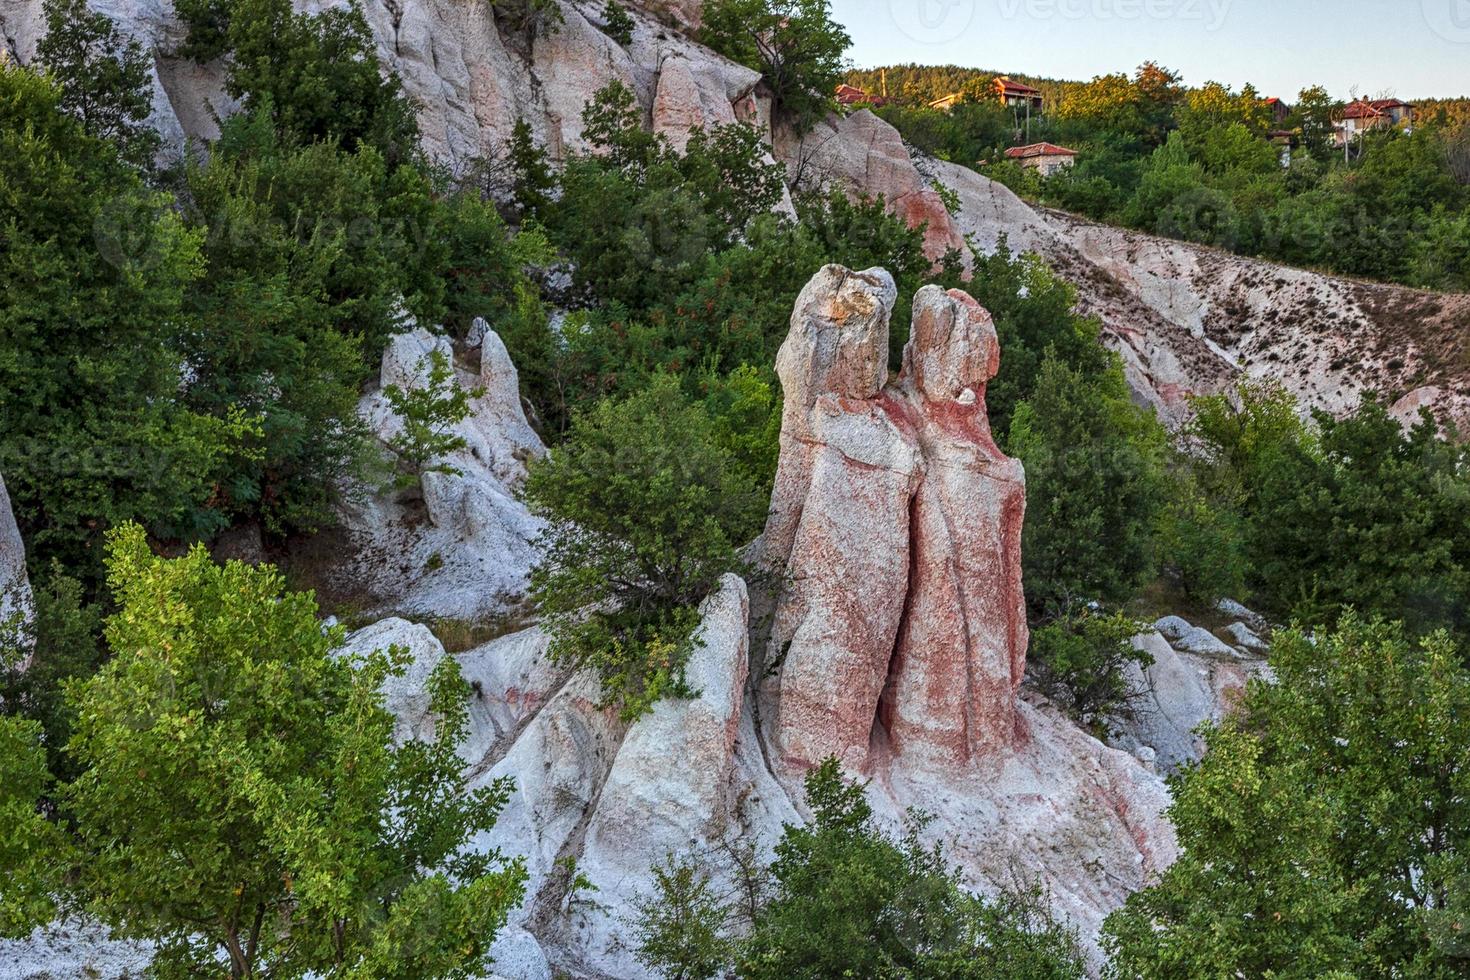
[834, 0, 1470, 99]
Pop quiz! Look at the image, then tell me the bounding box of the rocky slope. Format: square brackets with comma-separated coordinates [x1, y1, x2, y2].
[775, 111, 1470, 429]
[0, 303, 1260, 980]
[6, 0, 1464, 426]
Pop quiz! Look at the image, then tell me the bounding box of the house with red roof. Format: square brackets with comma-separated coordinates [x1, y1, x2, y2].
[835, 84, 887, 108]
[995, 77, 1044, 112]
[1334, 98, 1415, 144]
[1004, 142, 1077, 177]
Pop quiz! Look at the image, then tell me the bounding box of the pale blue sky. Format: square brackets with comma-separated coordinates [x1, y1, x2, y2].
[835, 0, 1470, 100]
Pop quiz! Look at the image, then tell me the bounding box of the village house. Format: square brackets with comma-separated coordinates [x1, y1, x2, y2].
[994, 76, 1044, 112]
[1334, 98, 1415, 144]
[927, 76, 1046, 115]
[1004, 142, 1078, 177]
[836, 83, 888, 108]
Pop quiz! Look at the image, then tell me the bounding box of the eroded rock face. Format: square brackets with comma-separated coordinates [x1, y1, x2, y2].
[338, 325, 546, 622]
[760, 266, 1026, 772]
[0, 0, 768, 174]
[773, 111, 966, 263]
[0, 473, 34, 667]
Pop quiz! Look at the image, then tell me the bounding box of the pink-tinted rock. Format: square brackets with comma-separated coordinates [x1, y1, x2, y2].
[882, 287, 1028, 768]
[762, 266, 921, 771]
[761, 268, 1027, 772]
[773, 111, 966, 262]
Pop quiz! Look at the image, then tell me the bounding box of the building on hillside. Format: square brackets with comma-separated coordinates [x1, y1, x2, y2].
[836, 83, 887, 108]
[1334, 98, 1415, 144]
[1265, 96, 1291, 125]
[1004, 142, 1077, 177]
[1268, 130, 1297, 167]
[994, 76, 1044, 112]
[927, 92, 965, 112]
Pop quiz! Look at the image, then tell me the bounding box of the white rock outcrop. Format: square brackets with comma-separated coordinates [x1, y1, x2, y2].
[0, 473, 33, 668]
[339, 325, 546, 622]
[1110, 611, 1271, 772]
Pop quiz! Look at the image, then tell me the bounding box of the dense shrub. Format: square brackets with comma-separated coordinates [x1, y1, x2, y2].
[523, 377, 765, 719]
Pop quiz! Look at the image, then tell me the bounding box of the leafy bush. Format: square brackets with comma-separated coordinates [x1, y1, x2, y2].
[1189, 383, 1470, 634]
[633, 854, 735, 980]
[181, 0, 419, 162]
[739, 758, 1086, 979]
[179, 107, 446, 533]
[1026, 608, 1153, 731]
[523, 377, 764, 718]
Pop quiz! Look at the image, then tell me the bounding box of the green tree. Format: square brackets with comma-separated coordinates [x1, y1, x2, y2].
[739, 758, 1086, 979]
[216, 0, 419, 161]
[0, 566, 103, 781]
[602, 0, 634, 45]
[1104, 616, 1470, 978]
[962, 238, 1108, 436]
[179, 107, 444, 534]
[699, 0, 851, 133]
[0, 716, 67, 936]
[633, 854, 735, 980]
[523, 377, 763, 718]
[507, 117, 556, 219]
[384, 349, 484, 487]
[8, 524, 527, 977]
[1008, 353, 1168, 613]
[1292, 84, 1340, 157]
[0, 63, 256, 574]
[35, 0, 160, 167]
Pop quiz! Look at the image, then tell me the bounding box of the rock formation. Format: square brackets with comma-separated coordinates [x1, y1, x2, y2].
[759, 266, 1027, 772]
[776, 109, 1470, 428]
[0, 473, 34, 669]
[774, 110, 966, 262]
[338, 324, 546, 622]
[1111, 610, 1272, 773]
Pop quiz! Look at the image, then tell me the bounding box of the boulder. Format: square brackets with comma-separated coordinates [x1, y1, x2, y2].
[1111, 619, 1269, 772]
[773, 111, 965, 262]
[1154, 615, 1237, 658]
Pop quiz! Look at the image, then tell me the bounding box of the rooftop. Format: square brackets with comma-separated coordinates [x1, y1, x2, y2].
[1004, 142, 1078, 159]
